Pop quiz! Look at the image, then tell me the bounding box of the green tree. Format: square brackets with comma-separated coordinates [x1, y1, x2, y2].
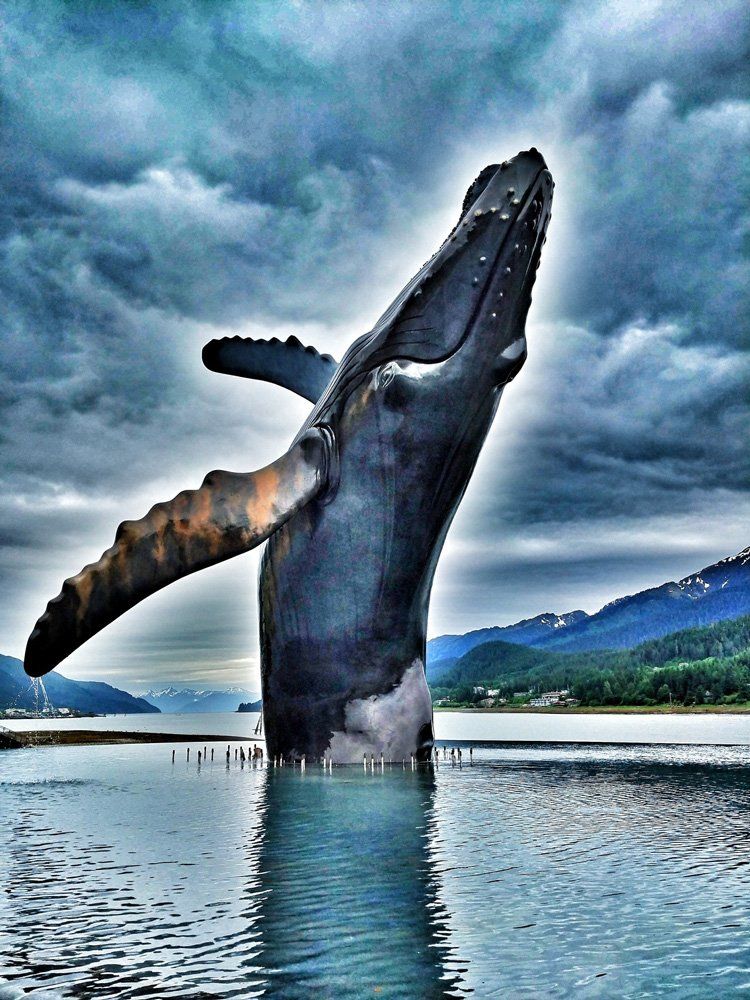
[656, 684, 670, 704]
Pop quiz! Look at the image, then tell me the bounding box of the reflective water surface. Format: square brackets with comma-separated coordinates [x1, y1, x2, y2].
[7, 709, 750, 745]
[1, 743, 750, 997]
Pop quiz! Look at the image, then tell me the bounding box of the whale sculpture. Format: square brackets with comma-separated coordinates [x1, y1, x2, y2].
[24, 149, 553, 762]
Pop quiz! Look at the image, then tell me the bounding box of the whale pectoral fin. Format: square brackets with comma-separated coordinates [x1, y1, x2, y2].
[202, 335, 338, 404]
[24, 428, 332, 678]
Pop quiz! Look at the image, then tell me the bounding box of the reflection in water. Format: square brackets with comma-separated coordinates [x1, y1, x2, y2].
[0, 744, 749, 997]
[250, 767, 467, 997]
[431, 753, 750, 997]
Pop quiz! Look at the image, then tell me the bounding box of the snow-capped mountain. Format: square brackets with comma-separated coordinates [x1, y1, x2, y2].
[428, 545, 750, 662]
[677, 546, 750, 598]
[427, 610, 588, 665]
[535, 545, 750, 653]
[138, 686, 259, 714]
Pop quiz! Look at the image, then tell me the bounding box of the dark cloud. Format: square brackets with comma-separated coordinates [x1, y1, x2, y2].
[564, 87, 749, 345]
[496, 318, 750, 523]
[0, 0, 747, 686]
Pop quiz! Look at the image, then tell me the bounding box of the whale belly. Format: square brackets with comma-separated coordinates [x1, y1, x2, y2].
[258, 470, 438, 763]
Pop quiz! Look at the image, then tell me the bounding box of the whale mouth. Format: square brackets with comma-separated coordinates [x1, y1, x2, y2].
[372, 149, 552, 358]
[450, 148, 549, 246]
[444, 152, 551, 381]
[370, 149, 553, 363]
[300, 149, 554, 427]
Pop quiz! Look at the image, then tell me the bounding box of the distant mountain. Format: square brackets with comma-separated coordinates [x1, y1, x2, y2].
[428, 611, 587, 668]
[430, 640, 562, 689]
[426, 657, 460, 685]
[428, 545, 750, 662]
[0, 655, 159, 715]
[139, 686, 259, 713]
[535, 546, 750, 653]
[237, 700, 263, 713]
[431, 615, 750, 708]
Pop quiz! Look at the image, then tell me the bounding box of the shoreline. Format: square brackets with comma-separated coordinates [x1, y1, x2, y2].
[3, 730, 257, 748]
[434, 704, 750, 715]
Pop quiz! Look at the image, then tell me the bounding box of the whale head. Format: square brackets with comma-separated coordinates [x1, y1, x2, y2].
[377, 147, 552, 379]
[309, 149, 553, 429]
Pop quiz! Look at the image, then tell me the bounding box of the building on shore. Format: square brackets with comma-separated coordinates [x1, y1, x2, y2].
[530, 690, 570, 707]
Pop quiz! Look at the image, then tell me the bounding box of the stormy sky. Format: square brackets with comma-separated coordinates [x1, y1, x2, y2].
[1, 1, 747, 693]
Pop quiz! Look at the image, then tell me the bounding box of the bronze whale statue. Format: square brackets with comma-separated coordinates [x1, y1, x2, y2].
[25, 149, 553, 762]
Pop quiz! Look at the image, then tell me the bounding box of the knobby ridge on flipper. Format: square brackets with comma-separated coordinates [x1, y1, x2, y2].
[202, 335, 338, 404]
[24, 427, 334, 677]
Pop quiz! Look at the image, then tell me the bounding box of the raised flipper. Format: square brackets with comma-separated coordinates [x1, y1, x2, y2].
[202, 335, 338, 404]
[24, 427, 334, 678]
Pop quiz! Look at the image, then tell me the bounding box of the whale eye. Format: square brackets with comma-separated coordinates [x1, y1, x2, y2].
[377, 362, 399, 389]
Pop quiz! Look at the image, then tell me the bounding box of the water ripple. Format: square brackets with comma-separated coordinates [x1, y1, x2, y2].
[0, 744, 749, 996]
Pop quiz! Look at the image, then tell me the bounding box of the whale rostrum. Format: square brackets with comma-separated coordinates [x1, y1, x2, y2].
[24, 149, 554, 763]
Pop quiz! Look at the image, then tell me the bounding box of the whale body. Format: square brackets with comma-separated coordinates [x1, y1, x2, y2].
[24, 149, 553, 762]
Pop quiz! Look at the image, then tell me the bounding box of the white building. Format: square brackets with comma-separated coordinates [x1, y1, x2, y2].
[530, 690, 570, 707]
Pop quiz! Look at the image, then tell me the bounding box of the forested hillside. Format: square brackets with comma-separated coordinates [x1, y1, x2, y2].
[0, 655, 159, 715]
[429, 545, 750, 661]
[430, 615, 750, 708]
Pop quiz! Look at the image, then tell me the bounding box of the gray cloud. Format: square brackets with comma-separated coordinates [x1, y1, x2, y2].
[0, 0, 746, 687]
[563, 86, 749, 345]
[500, 317, 750, 519]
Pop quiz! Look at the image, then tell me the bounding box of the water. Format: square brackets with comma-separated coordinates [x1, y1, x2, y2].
[433, 710, 750, 746]
[1, 742, 750, 997]
[6, 709, 750, 745]
[1, 712, 262, 738]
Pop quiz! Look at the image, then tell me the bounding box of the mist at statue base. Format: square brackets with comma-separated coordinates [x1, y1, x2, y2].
[2, 736, 750, 998]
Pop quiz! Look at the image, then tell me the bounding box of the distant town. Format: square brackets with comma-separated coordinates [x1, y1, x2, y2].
[0, 706, 93, 719]
[434, 688, 580, 709]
